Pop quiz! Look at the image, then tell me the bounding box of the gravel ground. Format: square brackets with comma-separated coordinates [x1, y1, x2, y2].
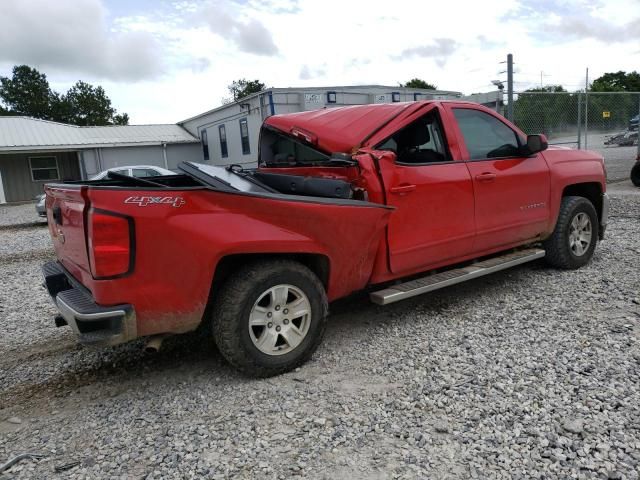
[1, 184, 639, 479]
[0, 202, 45, 228]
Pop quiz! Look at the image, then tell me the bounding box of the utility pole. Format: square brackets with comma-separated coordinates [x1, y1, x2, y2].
[584, 68, 589, 150]
[507, 54, 514, 122]
[539, 71, 550, 88]
[577, 92, 582, 149]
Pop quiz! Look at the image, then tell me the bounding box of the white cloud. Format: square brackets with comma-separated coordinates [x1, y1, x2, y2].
[299, 65, 327, 80]
[503, 0, 640, 43]
[0, 0, 163, 81]
[201, 2, 279, 56]
[1, 0, 637, 123]
[393, 39, 459, 67]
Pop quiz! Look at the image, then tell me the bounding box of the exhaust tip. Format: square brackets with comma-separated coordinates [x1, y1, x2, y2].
[144, 335, 165, 353]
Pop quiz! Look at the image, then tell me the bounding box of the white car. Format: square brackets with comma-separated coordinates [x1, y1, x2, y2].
[36, 165, 175, 216]
[90, 165, 176, 180]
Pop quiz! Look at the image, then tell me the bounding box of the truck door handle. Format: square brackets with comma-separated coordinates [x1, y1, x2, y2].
[475, 173, 496, 182]
[390, 184, 416, 194]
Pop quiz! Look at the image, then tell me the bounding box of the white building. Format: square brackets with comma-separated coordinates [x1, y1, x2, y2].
[0, 85, 465, 203]
[0, 117, 200, 202]
[179, 85, 462, 167]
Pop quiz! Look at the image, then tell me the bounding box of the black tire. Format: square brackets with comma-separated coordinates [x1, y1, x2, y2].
[211, 260, 328, 377]
[543, 196, 599, 269]
[631, 162, 640, 187]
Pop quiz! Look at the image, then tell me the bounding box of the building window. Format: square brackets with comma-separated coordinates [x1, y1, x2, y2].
[392, 92, 401, 102]
[327, 91, 337, 103]
[29, 156, 59, 181]
[201, 129, 210, 160]
[414, 93, 422, 101]
[219, 125, 228, 158]
[239, 118, 250, 155]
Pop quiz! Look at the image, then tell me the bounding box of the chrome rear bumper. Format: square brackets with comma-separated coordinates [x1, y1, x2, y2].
[42, 261, 136, 346]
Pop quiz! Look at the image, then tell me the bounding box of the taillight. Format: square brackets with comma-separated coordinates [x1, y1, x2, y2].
[87, 209, 133, 278]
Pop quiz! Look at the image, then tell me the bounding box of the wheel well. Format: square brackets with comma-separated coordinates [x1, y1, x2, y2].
[562, 182, 602, 220]
[207, 253, 330, 306]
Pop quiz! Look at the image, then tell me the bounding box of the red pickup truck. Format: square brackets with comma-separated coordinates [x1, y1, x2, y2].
[42, 101, 609, 376]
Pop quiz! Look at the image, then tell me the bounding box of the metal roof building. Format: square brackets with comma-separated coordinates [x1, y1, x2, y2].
[0, 117, 198, 152]
[179, 85, 462, 167]
[0, 84, 466, 203]
[0, 117, 200, 203]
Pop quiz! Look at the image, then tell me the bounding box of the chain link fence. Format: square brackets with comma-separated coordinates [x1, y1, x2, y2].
[511, 91, 640, 182]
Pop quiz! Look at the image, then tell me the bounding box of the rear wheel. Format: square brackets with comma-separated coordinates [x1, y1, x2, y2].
[212, 260, 328, 377]
[543, 196, 598, 269]
[631, 162, 640, 187]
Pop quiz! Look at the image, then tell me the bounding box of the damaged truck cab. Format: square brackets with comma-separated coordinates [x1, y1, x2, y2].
[42, 100, 609, 376]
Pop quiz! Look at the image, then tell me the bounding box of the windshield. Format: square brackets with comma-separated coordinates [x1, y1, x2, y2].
[260, 128, 330, 166]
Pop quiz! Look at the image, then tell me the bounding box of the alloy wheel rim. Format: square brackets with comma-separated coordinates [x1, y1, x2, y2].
[248, 284, 311, 356]
[569, 212, 592, 257]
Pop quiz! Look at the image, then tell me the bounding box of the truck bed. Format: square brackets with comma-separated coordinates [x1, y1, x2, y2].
[43, 164, 392, 343]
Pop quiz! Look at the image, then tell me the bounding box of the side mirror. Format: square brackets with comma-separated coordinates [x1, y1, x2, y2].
[524, 134, 548, 155]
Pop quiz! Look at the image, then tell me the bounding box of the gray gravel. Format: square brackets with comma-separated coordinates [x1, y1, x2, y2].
[0, 202, 45, 228]
[1, 184, 639, 479]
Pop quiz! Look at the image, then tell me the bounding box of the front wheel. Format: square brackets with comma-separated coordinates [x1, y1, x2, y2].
[543, 196, 599, 269]
[212, 260, 328, 377]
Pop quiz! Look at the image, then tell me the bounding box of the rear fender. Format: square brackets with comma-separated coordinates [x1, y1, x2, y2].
[198, 191, 392, 301]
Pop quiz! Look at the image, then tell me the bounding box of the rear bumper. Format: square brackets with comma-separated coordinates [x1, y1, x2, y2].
[42, 261, 137, 346]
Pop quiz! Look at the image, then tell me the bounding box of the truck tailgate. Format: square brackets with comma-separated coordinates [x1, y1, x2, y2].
[45, 185, 91, 281]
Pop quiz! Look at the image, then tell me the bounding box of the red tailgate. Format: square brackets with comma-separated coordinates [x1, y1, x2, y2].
[45, 185, 91, 282]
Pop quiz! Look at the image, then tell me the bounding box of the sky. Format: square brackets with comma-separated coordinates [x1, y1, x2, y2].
[0, 0, 638, 124]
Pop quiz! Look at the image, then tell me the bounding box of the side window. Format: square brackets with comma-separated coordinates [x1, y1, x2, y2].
[376, 110, 450, 164]
[219, 125, 228, 158]
[201, 129, 210, 161]
[453, 108, 521, 160]
[239, 118, 250, 155]
[113, 168, 129, 175]
[132, 168, 156, 178]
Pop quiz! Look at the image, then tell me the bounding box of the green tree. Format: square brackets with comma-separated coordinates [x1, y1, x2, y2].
[400, 78, 437, 90]
[228, 79, 265, 102]
[112, 113, 130, 125]
[523, 85, 567, 93]
[58, 81, 118, 126]
[513, 86, 575, 138]
[588, 72, 640, 132]
[591, 71, 640, 92]
[0, 65, 129, 125]
[0, 65, 56, 119]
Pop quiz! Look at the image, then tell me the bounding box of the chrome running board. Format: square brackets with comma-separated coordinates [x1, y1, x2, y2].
[370, 248, 545, 305]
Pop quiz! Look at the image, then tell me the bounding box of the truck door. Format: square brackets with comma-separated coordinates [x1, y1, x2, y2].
[376, 106, 475, 274]
[446, 105, 551, 253]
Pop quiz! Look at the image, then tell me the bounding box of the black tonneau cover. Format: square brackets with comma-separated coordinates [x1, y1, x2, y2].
[180, 162, 352, 199]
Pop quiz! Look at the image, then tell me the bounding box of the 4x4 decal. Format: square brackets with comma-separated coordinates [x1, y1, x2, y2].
[124, 196, 186, 207]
